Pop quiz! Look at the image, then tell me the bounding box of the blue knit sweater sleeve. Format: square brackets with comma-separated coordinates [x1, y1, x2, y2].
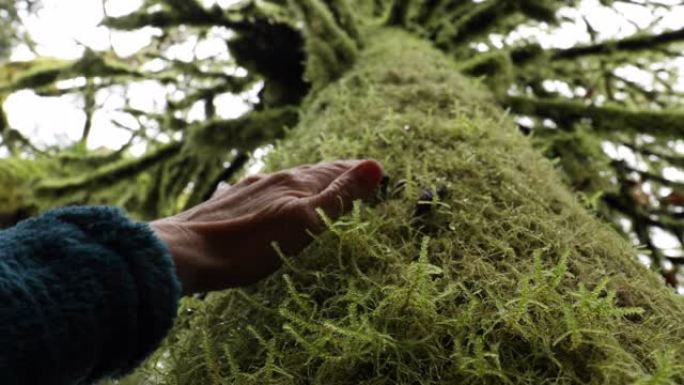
[0, 206, 181, 385]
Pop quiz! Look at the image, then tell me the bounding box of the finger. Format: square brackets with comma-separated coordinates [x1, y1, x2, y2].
[234, 174, 265, 188]
[237, 162, 356, 198]
[304, 159, 384, 220]
[295, 160, 363, 194]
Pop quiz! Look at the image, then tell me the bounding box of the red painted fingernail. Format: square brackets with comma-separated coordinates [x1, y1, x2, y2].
[355, 160, 384, 187]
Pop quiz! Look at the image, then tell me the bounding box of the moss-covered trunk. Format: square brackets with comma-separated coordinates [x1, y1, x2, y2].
[147, 27, 684, 385]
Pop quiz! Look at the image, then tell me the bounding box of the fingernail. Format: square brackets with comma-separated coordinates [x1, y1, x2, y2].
[354, 160, 384, 187]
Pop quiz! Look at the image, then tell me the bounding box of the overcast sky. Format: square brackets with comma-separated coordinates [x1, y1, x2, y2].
[4, 0, 248, 154]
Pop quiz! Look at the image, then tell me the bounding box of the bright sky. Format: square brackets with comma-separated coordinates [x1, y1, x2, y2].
[4, 0, 249, 154]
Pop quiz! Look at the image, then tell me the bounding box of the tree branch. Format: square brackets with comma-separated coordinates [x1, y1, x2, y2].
[36, 142, 182, 196]
[80, 80, 96, 146]
[434, 0, 512, 48]
[505, 96, 684, 138]
[102, 4, 234, 30]
[291, 0, 358, 88]
[187, 106, 299, 154]
[621, 142, 684, 170]
[553, 26, 684, 61]
[387, 0, 412, 26]
[512, 26, 684, 65]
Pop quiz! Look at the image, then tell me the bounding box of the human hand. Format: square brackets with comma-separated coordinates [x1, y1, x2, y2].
[150, 159, 383, 294]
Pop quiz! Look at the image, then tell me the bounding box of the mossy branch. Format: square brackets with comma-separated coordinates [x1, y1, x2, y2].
[168, 79, 255, 111]
[387, 0, 412, 26]
[434, 0, 557, 49]
[159, 0, 208, 15]
[0, 157, 45, 226]
[0, 51, 144, 92]
[621, 142, 684, 170]
[605, 160, 684, 280]
[510, 43, 545, 65]
[102, 4, 233, 30]
[516, 0, 558, 24]
[323, 0, 362, 43]
[179, 160, 221, 212]
[80, 80, 95, 145]
[0, 95, 8, 147]
[622, 163, 684, 191]
[36, 142, 182, 197]
[505, 96, 684, 138]
[289, 0, 358, 88]
[226, 3, 308, 107]
[414, 0, 449, 26]
[513, 26, 684, 65]
[195, 151, 250, 206]
[554, 25, 684, 61]
[1, 119, 16, 155]
[603, 192, 668, 265]
[56, 139, 134, 170]
[186, 106, 299, 155]
[458, 51, 514, 96]
[416, 0, 474, 37]
[434, 0, 512, 48]
[1, 128, 43, 156]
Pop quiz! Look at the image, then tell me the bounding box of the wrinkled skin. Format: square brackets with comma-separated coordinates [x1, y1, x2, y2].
[151, 159, 384, 294]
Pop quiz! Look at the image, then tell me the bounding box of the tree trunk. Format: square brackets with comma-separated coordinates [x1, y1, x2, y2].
[140, 27, 684, 385]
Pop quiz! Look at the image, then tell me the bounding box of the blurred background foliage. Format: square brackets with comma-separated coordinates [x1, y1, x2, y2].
[0, 0, 39, 59]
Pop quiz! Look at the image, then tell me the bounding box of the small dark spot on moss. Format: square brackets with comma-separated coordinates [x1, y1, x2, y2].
[316, 100, 329, 112]
[415, 186, 448, 217]
[346, 74, 366, 89]
[376, 175, 390, 200]
[549, 199, 563, 214]
[382, 69, 417, 84]
[372, 176, 409, 204]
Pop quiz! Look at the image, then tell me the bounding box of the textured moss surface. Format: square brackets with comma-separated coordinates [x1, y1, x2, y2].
[123, 28, 684, 385]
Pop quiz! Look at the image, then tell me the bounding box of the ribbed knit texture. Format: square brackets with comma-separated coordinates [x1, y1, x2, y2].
[0, 206, 181, 385]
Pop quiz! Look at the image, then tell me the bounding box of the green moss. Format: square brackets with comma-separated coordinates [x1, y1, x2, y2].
[386, 0, 412, 26]
[0, 51, 143, 93]
[291, 0, 359, 89]
[0, 58, 68, 92]
[36, 142, 182, 199]
[550, 25, 684, 61]
[516, 0, 558, 23]
[128, 28, 684, 384]
[534, 126, 616, 195]
[324, 0, 362, 43]
[458, 51, 514, 97]
[0, 157, 44, 220]
[505, 96, 684, 138]
[186, 107, 299, 156]
[434, 1, 513, 48]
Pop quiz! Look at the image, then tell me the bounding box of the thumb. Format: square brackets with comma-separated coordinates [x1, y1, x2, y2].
[306, 159, 384, 220]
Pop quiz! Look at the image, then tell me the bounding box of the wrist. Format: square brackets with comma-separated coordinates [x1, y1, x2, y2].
[149, 219, 203, 295]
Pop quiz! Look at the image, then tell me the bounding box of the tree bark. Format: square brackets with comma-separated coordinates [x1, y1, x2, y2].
[139, 27, 684, 385]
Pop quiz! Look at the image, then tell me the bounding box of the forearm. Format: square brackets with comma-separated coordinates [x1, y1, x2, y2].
[0, 206, 181, 385]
